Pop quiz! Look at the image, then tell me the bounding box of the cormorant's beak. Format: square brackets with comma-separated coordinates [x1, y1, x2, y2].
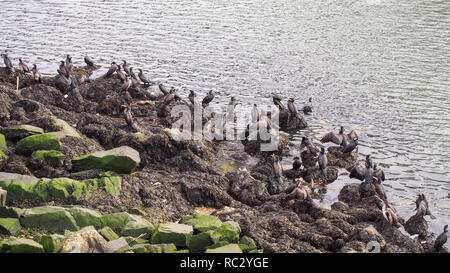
[279, 101, 284, 106]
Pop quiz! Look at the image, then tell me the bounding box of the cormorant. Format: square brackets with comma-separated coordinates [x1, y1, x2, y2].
[129, 67, 139, 82]
[414, 194, 436, 219]
[122, 60, 130, 74]
[318, 147, 327, 176]
[434, 225, 448, 250]
[65, 55, 73, 73]
[272, 94, 285, 110]
[272, 154, 283, 182]
[138, 68, 151, 86]
[375, 197, 401, 227]
[300, 136, 318, 155]
[303, 97, 313, 114]
[159, 83, 169, 95]
[287, 98, 300, 122]
[58, 61, 70, 78]
[18, 58, 30, 74]
[32, 64, 42, 83]
[188, 90, 196, 105]
[104, 62, 118, 78]
[292, 157, 302, 170]
[1, 51, 15, 73]
[320, 126, 358, 146]
[84, 54, 94, 66]
[122, 104, 139, 132]
[373, 177, 387, 200]
[121, 75, 132, 92]
[373, 163, 386, 181]
[342, 137, 358, 153]
[116, 65, 126, 83]
[202, 90, 215, 107]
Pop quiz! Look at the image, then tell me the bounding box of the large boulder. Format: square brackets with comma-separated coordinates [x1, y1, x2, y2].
[32, 150, 65, 166]
[0, 172, 39, 200]
[120, 214, 155, 238]
[188, 231, 215, 253]
[19, 206, 79, 232]
[41, 234, 65, 253]
[226, 171, 270, 206]
[98, 226, 119, 241]
[72, 146, 141, 174]
[3, 124, 44, 141]
[0, 218, 21, 236]
[67, 207, 103, 229]
[210, 221, 241, 244]
[132, 243, 177, 253]
[60, 226, 112, 253]
[16, 133, 62, 156]
[182, 213, 223, 232]
[151, 222, 194, 247]
[0, 237, 44, 253]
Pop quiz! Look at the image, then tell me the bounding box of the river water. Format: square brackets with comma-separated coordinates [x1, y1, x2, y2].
[1, 0, 449, 246]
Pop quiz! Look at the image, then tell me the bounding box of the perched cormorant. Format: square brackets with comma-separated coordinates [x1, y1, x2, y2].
[84, 54, 94, 66]
[129, 67, 139, 82]
[285, 178, 314, 202]
[373, 163, 386, 181]
[65, 55, 73, 73]
[318, 147, 327, 176]
[342, 137, 358, 153]
[138, 68, 151, 86]
[272, 154, 283, 182]
[414, 194, 436, 219]
[122, 104, 139, 132]
[158, 83, 169, 95]
[58, 61, 70, 78]
[375, 197, 401, 227]
[321, 126, 358, 146]
[32, 64, 42, 83]
[272, 94, 285, 110]
[122, 60, 130, 74]
[434, 225, 448, 250]
[287, 98, 300, 122]
[202, 90, 215, 107]
[116, 65, 126, 83]
[373, 177, 387, 200]
[300, 136, 318, 155]
[121, 75, 132, 92]
[161, 88, 180, 107]
[292, 157, 302, 170]
[18, 58, 30, 74]
[104, 62, 118, 78]
[188, 90, 196, 105]
[303, 97, 313, 114]
[1, 51, 15, 73]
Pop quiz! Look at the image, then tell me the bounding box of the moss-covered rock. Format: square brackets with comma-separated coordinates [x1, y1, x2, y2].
[0, 172, 39, 200]
[67, 207, 103, 229]
[0, 237, 45, 253]
[20, 206, 79, 232]
[204, 244, 243, 253]
[6, 125, 44, 140]
[211, 221, 241, 244]
[0, 150, 8, 168]
[72, 146, 141, 174]
[101, 212, 133, 229]
[50, 117, 81, 138]
[239, 236, 257, 253]
[188, 230, 214, 253]
[0, 218, 21, 236]
[0, 206, 25, 218]
[120, 214, 155, 238]
[98, 226, 120, 241]
[0, 133, 6, 150]
[151, 222, 193, 247]
[16, 133, 62, 156]
[132, 243, 177, 253]
[182, 213, 223, 232]
[32, 150, 65, 166]
[41, 234, 65, 253]
[98, 176, 121, 196]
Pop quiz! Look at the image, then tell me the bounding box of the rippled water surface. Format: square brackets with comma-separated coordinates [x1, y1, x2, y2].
[1, 0, 449, 244]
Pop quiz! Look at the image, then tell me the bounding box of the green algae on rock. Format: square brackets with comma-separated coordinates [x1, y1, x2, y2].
[151, 222, 193, 247]
[0, 133, 6, 150]
[98, 226, 119, 241]
[5, 125, 44, 140]
[0, 218, 21, 236]
[204, 243, 243, 253]
[67, 207, 103, 229]
[72, 146, 141, 174]
[32, 150, 65, 166]
[0, 237, 45, 253]
[41, 234, 65, 253]
[16, 133, 62, 156]
[20, 206, 79, 232]
[182, 213, 223, 232]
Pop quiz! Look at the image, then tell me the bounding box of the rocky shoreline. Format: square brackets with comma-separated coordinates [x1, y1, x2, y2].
[0, 57, 447, 253]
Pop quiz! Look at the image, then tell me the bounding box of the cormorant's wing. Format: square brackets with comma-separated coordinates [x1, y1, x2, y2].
[320, 132, 342, 145]
[374, 169, 385, 181]
[347, 130, 359, 141]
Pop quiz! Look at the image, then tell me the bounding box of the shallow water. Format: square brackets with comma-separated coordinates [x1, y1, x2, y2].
[1, 0, 449, 245]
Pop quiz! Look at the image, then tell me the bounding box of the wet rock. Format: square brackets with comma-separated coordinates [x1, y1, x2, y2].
[98, 226, 119, 241]
[60, 226, 113, 253]
[188, 231, 215, 253]
[16, 133, 62, 156]
[132, 243, 177, 253]
[0, 93, 13, 125]
[72, 146, 141, 174]
[338, 184, 361, 204]
[41, 234, 65, 253]
[300, 150, 318, 168]
[205, 244, 243, 253]
[304, 166, 338, 184]
[20, 206, 79, 232]
[331, 201, 350, 212]
[181, 213, 223, 232]
[120, 214, 155, 238]
[67, 206, 103, 229]
[277, 109, 308, 132]
[226, 171, 270, 206]
[31, 150, 64, 167]
[326, 146, 358, 169]
[2, 124, 44, 141]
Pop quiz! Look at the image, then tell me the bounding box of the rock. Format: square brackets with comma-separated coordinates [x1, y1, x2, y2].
[0, 206, 25, 218]
[204, 244, 243, 253]
[0, 133, 6, 150]
[188, 231, 215, 253]
[226, 171, 270, 206]
[0, 237, 44, 253]
[32, 150, 65, 166]
[3, 124, 44, 141]
[0, 218, 21, 236]
[60, 226, 112, 253]
[0, 150, 7, 169]
[151, 222, 194, 247]
[41, 234, 65, 253]
[301, 150, 318, 168]
[107, 237, 129, 253]
[338, 184, 361, 204]
[326, 146, 358, 169]
[16, 133, 62, 156]
[211, 221, 241, 244]
[0, 172, 39, 200]
[331, 201, 350, 212]
[67, 207, 103, 229]
[50, 117, 81, 138]
[101, 212, 133, 229]
[404, 214, 428, 239]
[72, 146, 141, 174]
[182, 213, 223, 232]
[120, 214, 155, 238]
[305, 166, 338, 184]
[20, 206, 79, 232]
[98, 226, 119, 241]
[132, 243, 177, 253]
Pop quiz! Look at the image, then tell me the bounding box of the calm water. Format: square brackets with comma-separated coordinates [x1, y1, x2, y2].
[1, 0, 449, 244]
